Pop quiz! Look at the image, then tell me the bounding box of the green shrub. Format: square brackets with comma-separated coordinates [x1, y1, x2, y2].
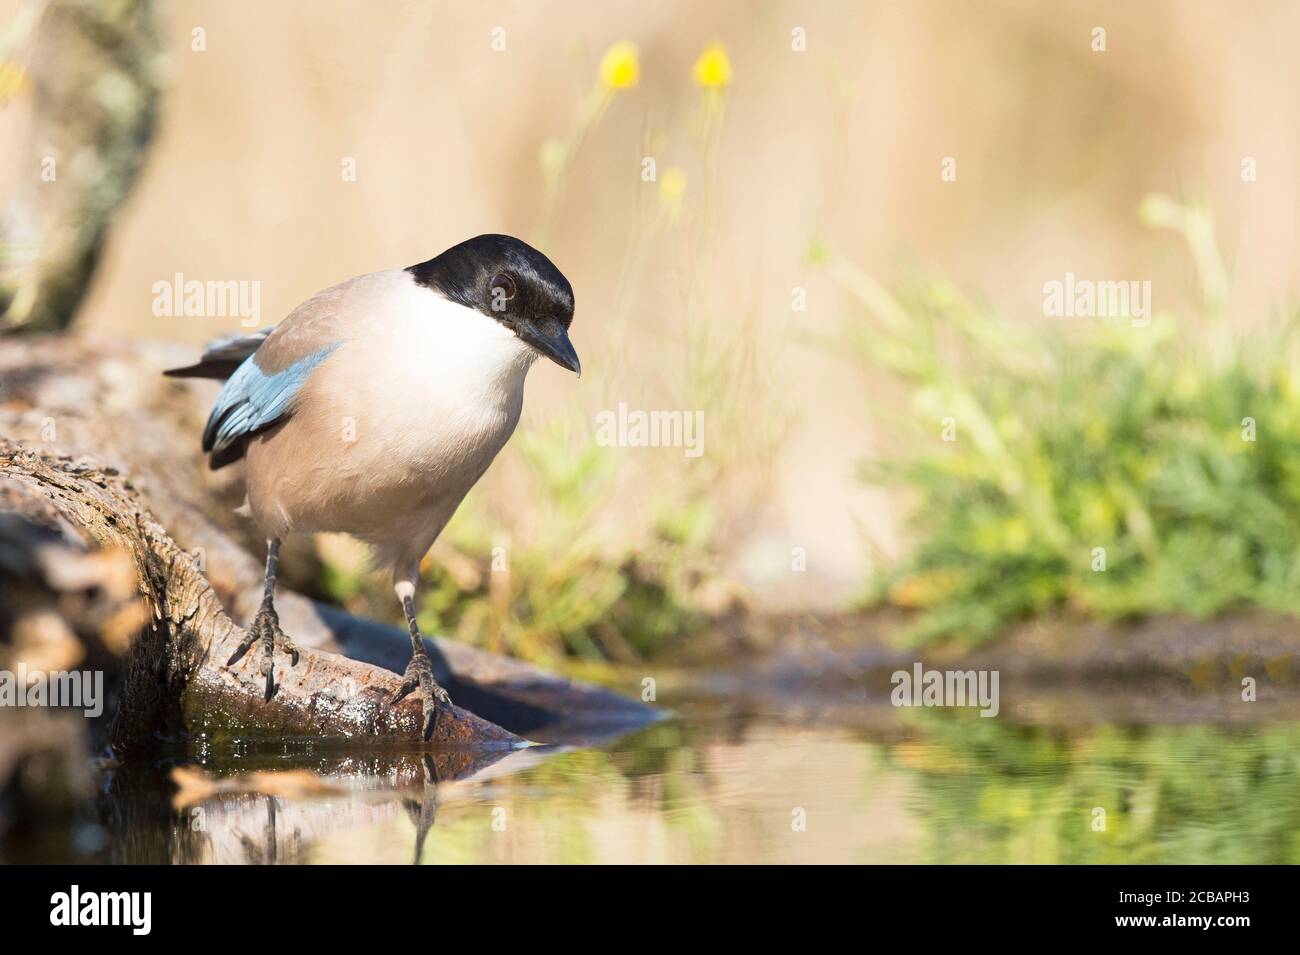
[830, 197, 1300, 645]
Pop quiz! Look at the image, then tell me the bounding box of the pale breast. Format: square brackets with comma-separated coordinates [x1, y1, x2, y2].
[243, 271, 536, 556]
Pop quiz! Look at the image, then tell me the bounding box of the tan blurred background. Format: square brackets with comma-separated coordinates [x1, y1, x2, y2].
[4, 0, 1300, 609]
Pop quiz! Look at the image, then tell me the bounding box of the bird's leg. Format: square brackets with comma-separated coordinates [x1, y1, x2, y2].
[225, 538, 299, 701]
[389, 575, 453, 741]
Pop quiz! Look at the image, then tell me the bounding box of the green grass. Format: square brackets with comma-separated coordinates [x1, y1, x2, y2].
[828, 196, 1300, 646]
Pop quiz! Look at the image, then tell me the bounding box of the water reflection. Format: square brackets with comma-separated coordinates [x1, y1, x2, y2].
[86, 709, 1300, 864]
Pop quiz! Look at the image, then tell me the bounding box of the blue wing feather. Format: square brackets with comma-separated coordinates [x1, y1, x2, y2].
[202, 343, 340, 455]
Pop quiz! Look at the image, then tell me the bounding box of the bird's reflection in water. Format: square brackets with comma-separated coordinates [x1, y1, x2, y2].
[230, 755, 440, 864]
[101, 744, 520, 865]
[238, 797, 281, 865]
[216, 748, 510, 865]
[401, 755, 440, 865]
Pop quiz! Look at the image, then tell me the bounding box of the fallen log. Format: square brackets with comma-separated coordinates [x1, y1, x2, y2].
[0, 442, 519, 747]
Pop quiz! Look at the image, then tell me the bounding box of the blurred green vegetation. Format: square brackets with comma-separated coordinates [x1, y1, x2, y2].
[413, 419, 710, 667]
[830, 196, 1300, 646]
[895, 714, 1300, 863]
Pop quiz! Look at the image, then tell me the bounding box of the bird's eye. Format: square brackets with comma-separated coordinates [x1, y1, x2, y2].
[489, 272, 516, 309]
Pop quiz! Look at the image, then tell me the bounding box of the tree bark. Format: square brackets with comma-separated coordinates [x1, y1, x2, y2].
[1, 0, 162, 332]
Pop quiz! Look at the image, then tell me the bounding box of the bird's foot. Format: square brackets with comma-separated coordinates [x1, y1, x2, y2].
[226, 605, 299, 701]
[390, 646, 453, 741]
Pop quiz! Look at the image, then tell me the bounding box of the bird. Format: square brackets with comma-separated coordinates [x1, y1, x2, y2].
[165, 234, 580, 739]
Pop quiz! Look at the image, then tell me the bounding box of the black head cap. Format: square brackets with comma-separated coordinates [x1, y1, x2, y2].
[408, 234, 580, 373]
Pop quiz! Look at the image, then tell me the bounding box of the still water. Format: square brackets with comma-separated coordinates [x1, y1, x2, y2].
[83, 701, 1300, 864]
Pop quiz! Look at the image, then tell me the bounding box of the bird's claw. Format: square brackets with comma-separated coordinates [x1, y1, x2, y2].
[225, 606, 298, 701]
[390, 648, 453, 742]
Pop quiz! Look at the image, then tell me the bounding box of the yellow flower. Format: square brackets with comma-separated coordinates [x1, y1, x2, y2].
[658, 167, 686, 204]
[598, 41, 640, 90]
[0, 62, 27, 106]
[692, 43, 732, 89]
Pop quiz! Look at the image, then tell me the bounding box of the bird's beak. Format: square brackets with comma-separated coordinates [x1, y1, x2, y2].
[520, 318, 581, 375]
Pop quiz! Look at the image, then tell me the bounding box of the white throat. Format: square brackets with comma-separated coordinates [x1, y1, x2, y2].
[393, 274, 539, 402]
